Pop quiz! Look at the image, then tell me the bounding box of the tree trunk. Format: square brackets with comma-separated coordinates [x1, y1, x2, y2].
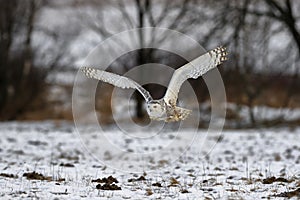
[265, 0, 300, 56]
[134, 0, 146, 119]
[0, 1, 15, 113]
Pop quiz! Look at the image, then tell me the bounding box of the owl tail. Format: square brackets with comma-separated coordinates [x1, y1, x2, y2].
[166, 107, 192, 122]
[176, 107, 192, 120]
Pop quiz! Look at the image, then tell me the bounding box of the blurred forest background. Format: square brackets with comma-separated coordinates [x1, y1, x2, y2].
[0, 0, 299, 128]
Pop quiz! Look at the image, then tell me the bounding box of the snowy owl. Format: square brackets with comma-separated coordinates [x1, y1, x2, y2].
[81, 46, 228, 122]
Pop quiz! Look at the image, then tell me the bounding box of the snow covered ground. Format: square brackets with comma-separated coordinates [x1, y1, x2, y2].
[0, 121, 299, 199]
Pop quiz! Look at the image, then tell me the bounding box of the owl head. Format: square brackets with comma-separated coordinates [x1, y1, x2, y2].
[146, 100, 166, 119]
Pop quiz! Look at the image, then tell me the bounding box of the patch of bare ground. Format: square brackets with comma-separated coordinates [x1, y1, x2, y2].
[273, 188, 300, 198]
[93, 176, 121, 190]
[262, 176, 292, 184]
[0, 173, 17, 178]
[128, 175, 146, 182]
[23, 171, 52, 181]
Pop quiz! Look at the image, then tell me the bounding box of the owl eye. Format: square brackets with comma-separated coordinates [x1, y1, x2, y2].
[153, 105, 157, 108]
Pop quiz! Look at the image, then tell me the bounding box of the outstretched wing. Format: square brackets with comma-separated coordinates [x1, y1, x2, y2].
[81, 67, 153, 102]
[164, 46, 228, 106]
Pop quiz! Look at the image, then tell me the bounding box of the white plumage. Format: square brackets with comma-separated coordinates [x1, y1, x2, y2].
[81, 46, 228, 122]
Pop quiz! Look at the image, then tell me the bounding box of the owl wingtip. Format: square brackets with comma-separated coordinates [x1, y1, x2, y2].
[80, 66, 88, 72]
[80, 66, 96, 73]
[80, 66, 96, 79]
[215, 46, 228, 64]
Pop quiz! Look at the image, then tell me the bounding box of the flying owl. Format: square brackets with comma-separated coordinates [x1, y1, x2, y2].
[81, 46, 228, 122]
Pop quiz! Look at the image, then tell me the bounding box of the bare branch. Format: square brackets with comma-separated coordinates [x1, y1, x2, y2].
[117, 0, 136, 28]
[167, 0, 191, 30]
[154, 0, 172, 26]
[145, 0, 156, 27]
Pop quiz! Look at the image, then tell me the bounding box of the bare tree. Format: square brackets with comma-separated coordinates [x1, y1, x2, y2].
[224, 0, 299, 127]
[77, 0, 209, 120]
[0, 0, 43, 119]
[74, 0, 300, 126]
[245, 0, 300, 55]
[246, 0, 300, 112]
[0, 0, 76, 120]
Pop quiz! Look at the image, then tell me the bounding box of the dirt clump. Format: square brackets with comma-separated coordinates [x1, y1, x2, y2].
[274, 188, 300, 198]
[92, 175, 119, 184]
[23, 171, 52, 181]
[59, 163, 75, 167]
[262, 176, 291, 184]
[96, 183, 121, 190]
[93, 176, 121, 190]
[128, 175, 146, 182]
[0, 173, 17, 178]
[152, 182, 162, 187]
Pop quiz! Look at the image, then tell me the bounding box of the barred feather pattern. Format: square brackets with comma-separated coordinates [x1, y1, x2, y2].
[163, 46, 228, 106]
[81, 67, 153, 102]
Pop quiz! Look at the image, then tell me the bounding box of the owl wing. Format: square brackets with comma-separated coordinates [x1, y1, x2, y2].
[81, 67, 153, 102]
[163, 46, 228, 106]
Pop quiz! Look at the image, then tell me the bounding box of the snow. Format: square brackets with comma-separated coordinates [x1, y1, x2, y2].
[0, 121, 299, 199]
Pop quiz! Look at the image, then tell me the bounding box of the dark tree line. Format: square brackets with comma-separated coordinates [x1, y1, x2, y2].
[0, 0, 299, 126]
[227, 0, 300, 126]
[0, 0, 42, 120]
[0, 0, 74, 120]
